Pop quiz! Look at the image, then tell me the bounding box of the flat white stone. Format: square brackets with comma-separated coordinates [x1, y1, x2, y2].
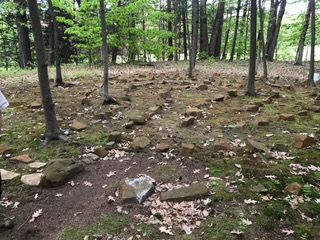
[28, 162, 47, 169]
[0, 169, 20, 180]
[20, 173, 44, 186]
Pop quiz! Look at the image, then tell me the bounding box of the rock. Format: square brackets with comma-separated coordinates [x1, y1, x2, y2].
[297, 110, 309, 116]
[279, 114, 295, 121]
[284, 182, 301, 195]
[28, 162, 47, 169]
[271, 91, 280, 98]
[94, 146, 108, 158]
[30, 100, 42, 108]
[263, 96, 273, 104]
[314, 100, 320, 106]
[156, 143, 170, 152]
[181, 116, 195, 127]
[246, 139, 269, 153]
[119, 175, 154, 203]
[251, 184, 268, 193]
[21, 173, 43, 186]
[213, 142, 233, 151]
[257, 120, 270, 126]
[71, 120, 87, 131]
[123, 121, 135, 129]
[181, 143, 195, 154]
[159, 90, 172, 99]
[212, 93, 225, 102]
[308, 106, 320, 112]
[81, 97, 91, 105]
[185, 108, 203, 118]
[93, 113, 105, 120]
[196, 85, 208, 91]
[41, 159, 84, 187]
[294, 134, 315, 149]
[245, 105, 259, 112]
[160, 182, 209, 202]
[109, 131, 122, 143]
[131, 137, 150, 149]
[271, 143, 289, 152]
[227, 89, 238, 97]
[236, 121, 246, 128]
[0, 144, 13, 154]
[86, 153, 100, 161]
[10, 154, 33, 163]
[130, 116, 146, 125]
[0, 169, 20, 180]
[148, 106, 162, 115]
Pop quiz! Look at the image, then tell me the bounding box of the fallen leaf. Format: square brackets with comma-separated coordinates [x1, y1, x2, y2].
[55, 193, 63, 197]
[230, 229, 244, 235]
[28, 209, 43, 223]
[244, 199, 258, 204]
[241, 218, 252, 226]
[83, 181, 93, 187]
[281, 229, 294, 236]
[159, 226, 174, 235]
[107, 171, 117, 177]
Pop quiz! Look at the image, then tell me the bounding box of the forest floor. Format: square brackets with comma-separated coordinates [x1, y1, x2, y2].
[0, 60, 320, 240]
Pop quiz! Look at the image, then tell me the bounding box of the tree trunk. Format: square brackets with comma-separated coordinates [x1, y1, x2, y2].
[15, 0, 32, 69]
[308, 0, 315, 86]
[199, 0, 208, 59]
[258, 0, 268, 80]
[222, 8, 232, 60]
[229, 0, 241, 61]
[209, 0, 225, 58]
[48, 0, 63, 86]
[167, 0, 173, 61]
[247, 0, 257, 96]
[100, 0, 109, 98]
[294, 1, 311, 66]
[188, 0, 199, 78]
[27, 0, 61, 139]
[182, 0, 188, 60]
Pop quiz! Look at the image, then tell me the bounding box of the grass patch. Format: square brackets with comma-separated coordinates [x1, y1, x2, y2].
[58, 214, 129, 240]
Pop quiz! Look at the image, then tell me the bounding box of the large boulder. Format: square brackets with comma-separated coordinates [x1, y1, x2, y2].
[41, 159, 84, 188]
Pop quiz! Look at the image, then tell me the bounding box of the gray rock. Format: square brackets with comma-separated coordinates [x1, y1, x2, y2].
[119, 175, 154, 203]
[131, 137, 150, 149]
[159, 90, 172, 99]
[181, 116, 195, 127]
[21, 173, 43, 186]
[246, 139, 269, 153]
[160, 182, 209, 202]
[86, 153, 100, 161]
[28, 162, 47, 169]
[196, 85, 208, 91]
[185, 108, 203, 118]
[0, 169, 20, 180]
[130, 116, 146, 125]
[41, 159, 84, 188]
[109, 131, 123, 143]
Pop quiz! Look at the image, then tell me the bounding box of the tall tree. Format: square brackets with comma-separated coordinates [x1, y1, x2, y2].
[182, 0, 188, 60]
[199, 0, 208, 59]
[48, 0, 63, 86]
[307, 0, 315, 86]
[265, 0, 286, 61]
[167, 0, 173, 61]
[209, 0, 225, 58]
[258, 0, 268, 80]
[15, 0, 32, 69]
[222, 6, 233, 60]
[229, 0, 241, 61]
[27, 0, 67, 146]
[247, 0, 257, 96]
[294, 1, 311, 66]
[188, 0, 199, 78]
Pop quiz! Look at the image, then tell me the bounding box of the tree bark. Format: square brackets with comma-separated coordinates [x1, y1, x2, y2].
[167, 0, 173, 61]
[188, 0, 199, 78]
[48, 0, 63, 86]
[27, 0, 61, 139]
[15, 0, 32, 69]
[308, 0, 315, 86]
[294, 1, 311, 66]
[229, 0, 241, 61]
[100, 0, 109, 98]
[199, 0, 208, 59]
[209, 0, 225, 58]
[247, 0, 257, 96]
[222, 8, 232, 60]
[182, 0, 188, 60]
[258, 0, 268, 80]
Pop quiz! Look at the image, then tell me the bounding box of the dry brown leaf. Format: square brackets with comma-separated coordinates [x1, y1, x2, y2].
[28, 209, 43, 223]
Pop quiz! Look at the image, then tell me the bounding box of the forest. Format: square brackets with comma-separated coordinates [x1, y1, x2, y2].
[0, 0, 320, 239]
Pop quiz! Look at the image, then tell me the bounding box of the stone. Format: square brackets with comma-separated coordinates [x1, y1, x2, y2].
[297, 110, 309, 116]
[246, 139, 269, 153]
[284, 182, 301, 195]
[212, 93, 225, 102]
[263, 96, 273, 104]
[309, 106, 320, 112]
[0, 144, 13, 154]
[123, 121, 135, 129]
[181, 116, 195, 127]
[148, 106, 162, 115]
[185, 108, 203, 118]
[131, 137, 150, 149]
[160, 182, 209, 202]
[81, 97, 91, 105]
[251, 184, 268, 193]
[156, 143, 170, 152]
[109, 131, 122, 143]
[86, 153, 100, 161]
[30, 100, 42, 108]
[94, 147, 108, 158]
[181, 143, 195, 155]
[257, 120, 270, 126]
[41, 159, 84, 188]
[196, 85, 208, 91]
[10, 154, 33, 163]
[21, 173, 43, 186]
[271, 91, 280, 98]
[245, 105, 259, 112]
[314, 100, 320, 106]
[294, 134, 315, 149]
[119, 175, 154, 203]
[227, 90, 238, 97]
[236, 121, 246, 128]
[130, 116, 146, 125]
[271, 143, 289, 152]
[93, 113, 105, 120]
[0, 169, 20, 180]
[213, 142, 233, 151]
[279, 114, 295, 121]
[28, 162, 47, 169]
[159, 90, 172, 99]
[71, 120, 87, 131]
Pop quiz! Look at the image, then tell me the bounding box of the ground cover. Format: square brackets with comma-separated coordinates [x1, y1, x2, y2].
[0, 60, 319, 240]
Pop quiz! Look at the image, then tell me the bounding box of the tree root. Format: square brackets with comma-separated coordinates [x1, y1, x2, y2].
[40, 133, 81, 148]
[102, 96, 119, 105]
